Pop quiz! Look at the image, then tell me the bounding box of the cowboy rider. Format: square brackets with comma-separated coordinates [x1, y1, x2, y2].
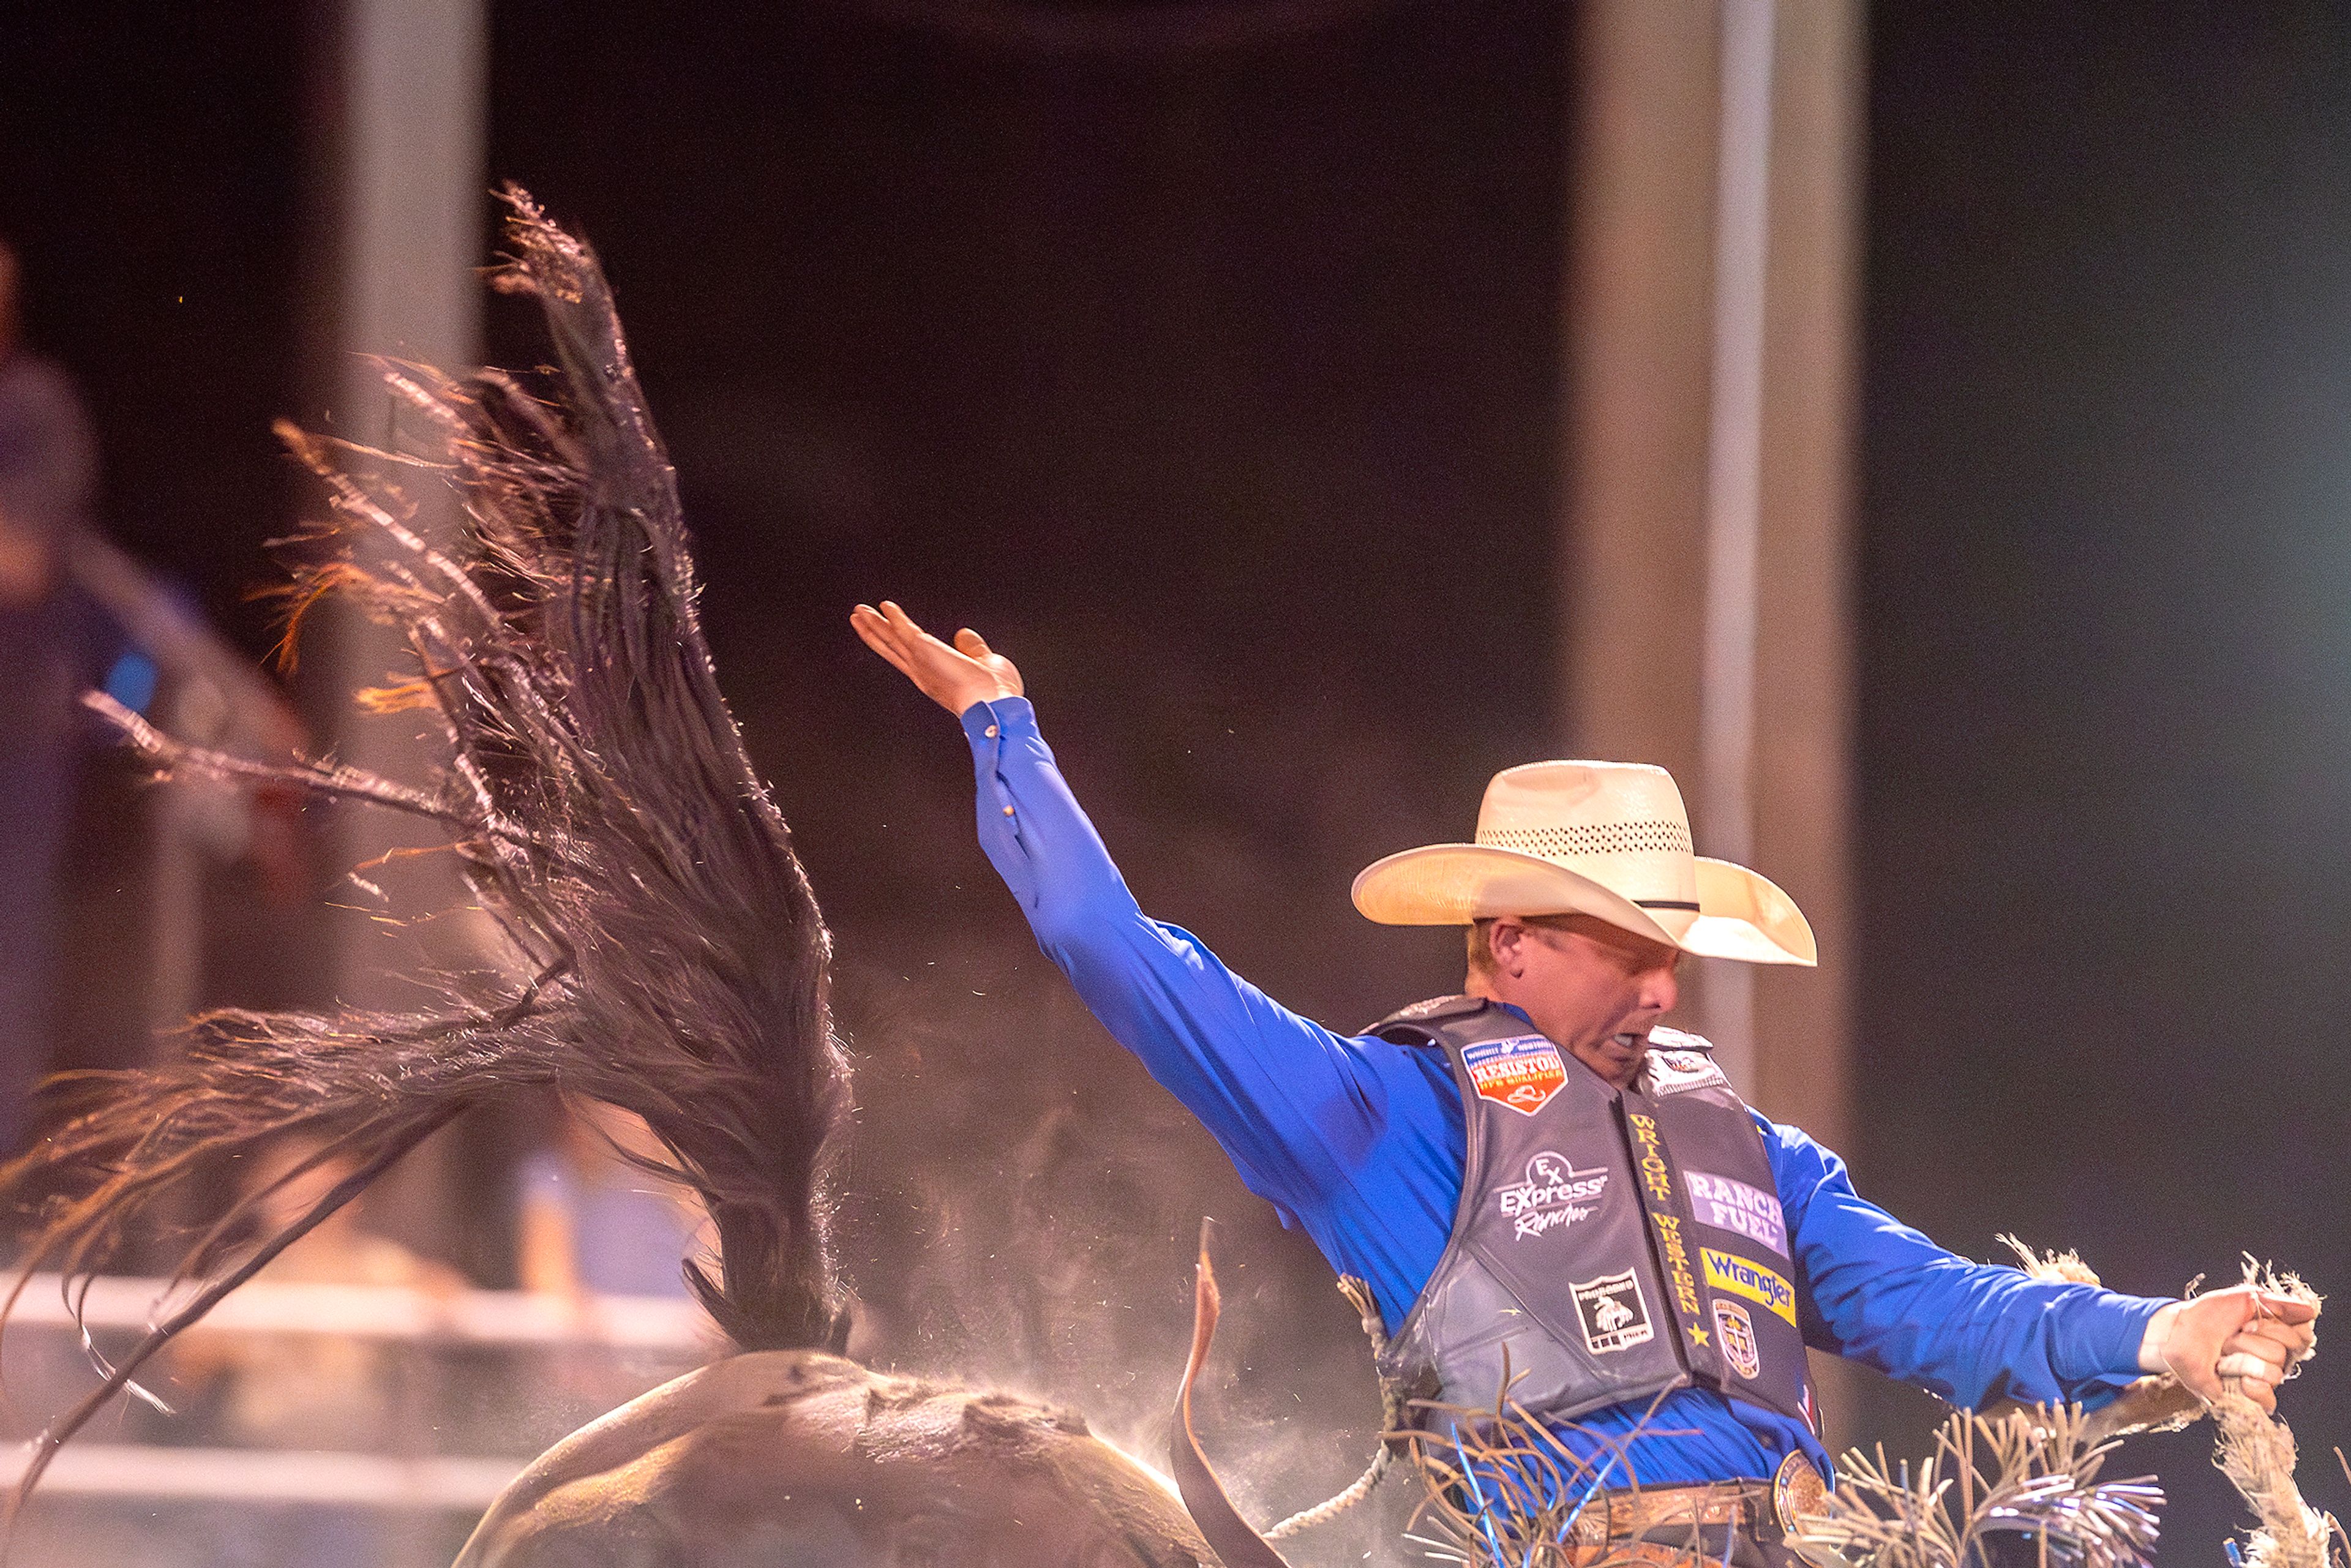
[852, 599, 2314, 1562]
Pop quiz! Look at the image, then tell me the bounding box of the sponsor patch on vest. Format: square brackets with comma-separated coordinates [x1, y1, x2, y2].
[1644, 1048, 1729, 1097]
[1495, 1150, 1610, 1241]
[1712, 1299, 1760, 1379]
[1701, 1247, 1798, 1327]
[1685, 1170, 1789, 1258]
[1461, 1035, 1569, 1116]
[1571, 1270, 1655, 1355]
[1653, 1214, 1701, 1322]
[1623, 1112, 1704, 1327]
[1623, 1112, 1675, 1204]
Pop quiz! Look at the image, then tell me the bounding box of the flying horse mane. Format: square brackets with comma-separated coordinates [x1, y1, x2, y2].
[0, 187, 855, 1514]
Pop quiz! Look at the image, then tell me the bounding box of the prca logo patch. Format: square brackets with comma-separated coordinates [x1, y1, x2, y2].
[1712, 1299, 1760, 1379]
[1570, 1270, 1655, 1355]
[1461, 1035, 1568, 1117]
[1494, 1150, 1609, 1241]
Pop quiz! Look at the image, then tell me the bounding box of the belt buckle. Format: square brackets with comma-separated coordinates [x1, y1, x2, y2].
[1771, 1449, 1829, 1536]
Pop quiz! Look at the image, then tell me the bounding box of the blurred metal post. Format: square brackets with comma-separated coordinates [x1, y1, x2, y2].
[1559, 0, 1862, 1431]
[1745, 0, 1862, 1159]
[314, 0, 486, 1021]
[318, 0, 487, 944]
[1696, 0, 1777, 1086]
[307, 0, 487, 1468]
[1559, 1, 1717, 812]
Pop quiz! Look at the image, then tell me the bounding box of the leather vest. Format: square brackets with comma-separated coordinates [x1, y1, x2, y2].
[1371, 996, 1817, 1433]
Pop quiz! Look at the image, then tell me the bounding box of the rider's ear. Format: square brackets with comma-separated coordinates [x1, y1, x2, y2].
[1487, 917, 1532, 979]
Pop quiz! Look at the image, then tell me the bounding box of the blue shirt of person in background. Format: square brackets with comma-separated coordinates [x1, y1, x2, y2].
[518, 1102, 706, 1300]
[0, 239, 113, 1152]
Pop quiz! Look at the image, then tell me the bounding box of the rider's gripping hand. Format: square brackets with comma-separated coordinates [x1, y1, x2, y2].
[2139, 1285, 2317, 1412]
[852, 600, 1024, 718]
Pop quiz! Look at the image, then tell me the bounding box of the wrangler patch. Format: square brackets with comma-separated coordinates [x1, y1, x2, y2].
[1461, 1035, 1568, 1116]
[1702, 1247, 1798, 1327]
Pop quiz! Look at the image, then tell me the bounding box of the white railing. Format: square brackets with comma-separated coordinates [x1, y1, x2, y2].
[0, 1447, 525, 1509]
[2, 1275, 714, 1511]
[5, 1273, 711, 1350]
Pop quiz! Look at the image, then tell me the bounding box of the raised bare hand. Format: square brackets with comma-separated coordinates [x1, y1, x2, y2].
[851, 600, 1024, 717]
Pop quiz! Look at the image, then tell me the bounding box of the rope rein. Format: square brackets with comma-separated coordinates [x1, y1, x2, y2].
[1262, 1275, 1406, 1539]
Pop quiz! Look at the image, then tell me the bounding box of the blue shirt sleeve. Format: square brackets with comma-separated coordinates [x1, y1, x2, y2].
[953, 695, 2169, 1405]
[959, 696, 1461, 1327]
[1764, 1114, 2165, 1409]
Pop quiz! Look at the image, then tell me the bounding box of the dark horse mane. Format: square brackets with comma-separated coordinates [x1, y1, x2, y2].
[0, 188, 853, 1512]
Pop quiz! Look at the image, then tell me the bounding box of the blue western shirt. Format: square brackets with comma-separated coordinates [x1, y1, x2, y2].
[959, 696, 2165, 1485]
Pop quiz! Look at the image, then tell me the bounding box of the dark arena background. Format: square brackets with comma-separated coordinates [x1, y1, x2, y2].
[1, 2, 2347, 1564]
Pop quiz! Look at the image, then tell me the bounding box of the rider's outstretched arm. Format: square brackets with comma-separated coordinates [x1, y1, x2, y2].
[851, 604, 1459, 1308]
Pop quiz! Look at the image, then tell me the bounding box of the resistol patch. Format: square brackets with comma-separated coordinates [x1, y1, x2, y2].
[1461, 1034, 1569, 1117]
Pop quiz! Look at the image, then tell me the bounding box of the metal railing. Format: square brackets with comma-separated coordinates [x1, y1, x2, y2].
[2, 1275, 713, 1512]
[7, 1273, 710, 1351]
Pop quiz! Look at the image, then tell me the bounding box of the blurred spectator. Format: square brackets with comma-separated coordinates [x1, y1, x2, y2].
[516, 1100, 707, 1302]
[161, 1133, 464, 1567]
[514, 1101, 710, 1415]
[0, 238, 110, 1152]
[167, 1132, 467, 1447]
[0, 239, 311, 1160]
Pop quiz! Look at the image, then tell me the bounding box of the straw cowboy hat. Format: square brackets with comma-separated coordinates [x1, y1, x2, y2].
[1351, 760, 1817, 966]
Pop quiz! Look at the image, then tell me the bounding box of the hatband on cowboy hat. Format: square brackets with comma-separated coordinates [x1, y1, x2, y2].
[1350, 760, 1816, 966]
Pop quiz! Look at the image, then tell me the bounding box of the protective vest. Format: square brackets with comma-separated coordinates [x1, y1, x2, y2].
[1371, 996, 1818, 1432]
